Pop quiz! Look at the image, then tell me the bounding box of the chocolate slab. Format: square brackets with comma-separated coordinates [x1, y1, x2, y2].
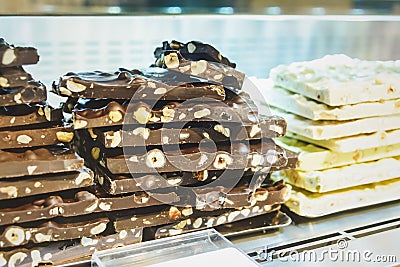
[0, 38, 39, 67]
[153, 204, 281, 239]
[0, 188, 178, 226]
[156, 51, 244, 89]
[0, 80, 46, 107]
[0, 229, 142, 267]
[0, 104, 63, 129]
[153, 40, 236, 68]
[72, 93, 261, 129]
[0, 67, 32, 88]
[0, 125, 73, 149]
[114, 182, 289, 231]
[96, 117, 286, 148]
[0, 146, 83, 179]
[0, 217, 109, 248]
[53, 68, 226, 100]
[0, 167, 93, 201]
[105, 140, 295, 174]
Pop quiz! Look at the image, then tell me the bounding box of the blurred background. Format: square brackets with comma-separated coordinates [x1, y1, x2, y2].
[1, 0, 400, 15]
[1, 0, 399, 86]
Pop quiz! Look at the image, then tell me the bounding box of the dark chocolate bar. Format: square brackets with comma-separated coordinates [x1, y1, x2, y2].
[105, 140, 293, 174]
[0, 80, 46, 107]
[153, 204, 281, 239]
[0, 67, 32, 88]
[0, 125, 73, 149]
[0, 189, 178, 226]
[0, 104, 63, 129]
[53, 68, 226, 100]
[97, 117, 285, 148]
[0, 228, 142, 267]
[0, 146, 84, 179]
[72, 92, 260, 129]
[156, 51, 244, 89]
[0, 217, 110, 248]
[0, 167, 93, 201]
[0, 38, 39, 67]
[153, 40, 236, 68]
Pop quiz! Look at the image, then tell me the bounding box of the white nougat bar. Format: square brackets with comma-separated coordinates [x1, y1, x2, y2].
[272, 157, 400, 192]
[275, 137, 400, 171]
[272, 107, 400, 140]
[286, 178, 400, 217]
[257, 79, 400, 121]
[286, 129, 400, 152]
[270, 54, 400, 106]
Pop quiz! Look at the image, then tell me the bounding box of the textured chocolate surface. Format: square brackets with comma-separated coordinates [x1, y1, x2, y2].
[0, 104, 63, 129]
[71, 92, 261, 129]
[0, 228, 142, 267]
[0, 38, 39, 67]
[53, 68, 226, 100]
[0, 146, 83, 178]
[0, 167, 94, 201]
[0, 125, 73, 150]
[0, 67, 32, 88]
[105, 140, 294, 174]
[0, 188, 178, 226]
[96, 117, 285, 148]
[0, 80, 46, 107]
[0, 217, 110, 248]
[153, 40, 236, 68]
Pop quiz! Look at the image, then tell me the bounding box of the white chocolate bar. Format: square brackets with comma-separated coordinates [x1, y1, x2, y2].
[270, 54, 400, 106]
[286, 129, 400, 152]
[272, 107, 400, 140]
[272, 157, 400, 192]
[275, 136, 400, 171]
[256, 79, 400, 121]
[286, 178, 400, 217]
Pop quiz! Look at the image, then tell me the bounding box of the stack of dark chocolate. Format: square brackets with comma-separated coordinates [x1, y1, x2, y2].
[0, 40, 137, 267]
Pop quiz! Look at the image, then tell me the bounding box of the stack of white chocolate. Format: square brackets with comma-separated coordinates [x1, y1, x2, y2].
[256, 54, 400, 217]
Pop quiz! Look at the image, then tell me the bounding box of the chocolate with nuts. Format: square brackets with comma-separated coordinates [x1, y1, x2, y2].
[0, 103, 63, 129]
[153, 40, 236, 68]
[96, 117, 286, 148]
[0, 228, 142, 267]
[0, 67, 32, 88]
[0, 167, 94, 201]
[53, 68, 226, 100]
[105, 140, 295, 174]
[0, 38, 39, 67]
[0, 189, 178, 226]
[0, 125, 74, 149]
[0, 217, 110, 248]
[0, 80, 46, 107]
[0, 146, 84, 179]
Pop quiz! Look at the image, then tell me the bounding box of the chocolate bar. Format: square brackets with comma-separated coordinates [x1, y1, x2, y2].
[0, 80, 46, 107]
[0, 125, 73, 149]
[0, 38, 39, 67]
[0, 104, 63, 129]
[53, 68, 226, 100]
[105, 140, 294, 174]
[153, 40, 236, 68]
[0, 228, 143, 266]
[0, 146, 83, 178]
[0, 189, 178, 226]
[0, 217, 110, 248]
[96, 117, 286, 148]
[72, 93, 261, 129]
[0, 67, 32, 88]
[0, 167, 93, 200]
[156, 51, 244, 89]
[153, 204, 281, 239]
